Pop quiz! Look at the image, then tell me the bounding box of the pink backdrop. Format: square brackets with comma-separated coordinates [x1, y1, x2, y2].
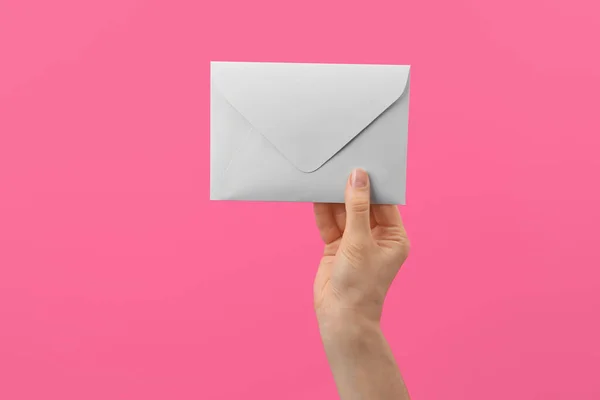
[1, 0, 600, 399]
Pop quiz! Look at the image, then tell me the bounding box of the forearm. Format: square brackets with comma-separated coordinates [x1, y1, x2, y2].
[318, 313, 410, 400]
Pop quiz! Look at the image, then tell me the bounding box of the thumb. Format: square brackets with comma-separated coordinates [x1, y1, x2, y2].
[344, 168, 372, 240]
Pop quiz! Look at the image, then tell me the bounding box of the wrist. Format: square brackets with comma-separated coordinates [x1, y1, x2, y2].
[317, 309, 383, 348]
[316, 300, 382, 329]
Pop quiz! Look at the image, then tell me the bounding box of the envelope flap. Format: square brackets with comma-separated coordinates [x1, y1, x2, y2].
[211, 62, 410, 173]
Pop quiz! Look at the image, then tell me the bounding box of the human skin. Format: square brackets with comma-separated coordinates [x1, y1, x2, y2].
[313, 168, 411, 400]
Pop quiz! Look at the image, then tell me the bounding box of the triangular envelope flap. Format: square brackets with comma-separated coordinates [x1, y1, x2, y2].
[211, 62, 410, 173]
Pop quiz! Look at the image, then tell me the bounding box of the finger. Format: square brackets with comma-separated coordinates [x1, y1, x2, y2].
[344, 168, 372, 239]
[313, 203, 342, 244]
[369, 208, 378, 229]
[331, 203, 346, 233]
[372, 204, 404, 228]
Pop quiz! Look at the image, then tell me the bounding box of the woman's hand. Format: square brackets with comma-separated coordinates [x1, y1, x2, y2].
[313, 168, 410, 323]
[313, 168, 411, 400]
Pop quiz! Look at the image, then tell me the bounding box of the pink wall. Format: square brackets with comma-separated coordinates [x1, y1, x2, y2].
[1, 0, 600, 399]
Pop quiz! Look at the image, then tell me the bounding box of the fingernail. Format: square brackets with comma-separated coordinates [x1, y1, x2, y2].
[351, 169, 368, 188]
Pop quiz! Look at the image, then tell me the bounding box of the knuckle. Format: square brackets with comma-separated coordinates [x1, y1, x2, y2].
[349, 197, 370, 214]
[401, 238, 411, 255]
[386, 227, 411, 251]
[385, 225, 406, 239]
[394, 240, 410, 264]
[394, 234, 410, 253]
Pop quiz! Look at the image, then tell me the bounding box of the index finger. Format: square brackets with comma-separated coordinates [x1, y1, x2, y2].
[313, 203, 342, 244]
[372, 204, 404, 228]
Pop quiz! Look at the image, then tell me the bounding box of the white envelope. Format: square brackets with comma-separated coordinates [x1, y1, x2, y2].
[210, 61, 411, 204]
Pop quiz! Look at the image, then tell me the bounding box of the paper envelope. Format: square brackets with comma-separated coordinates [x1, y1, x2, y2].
[210, 61, 411, 204]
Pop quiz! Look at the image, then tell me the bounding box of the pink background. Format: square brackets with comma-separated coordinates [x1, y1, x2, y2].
[1, 0, 600, 399]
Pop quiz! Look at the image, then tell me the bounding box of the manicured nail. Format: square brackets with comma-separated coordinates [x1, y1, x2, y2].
[351, 168, 368, 188]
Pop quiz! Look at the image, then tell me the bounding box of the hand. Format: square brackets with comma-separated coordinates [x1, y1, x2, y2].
[313, 168, 410, 325]
[313, 168, 411, 400]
